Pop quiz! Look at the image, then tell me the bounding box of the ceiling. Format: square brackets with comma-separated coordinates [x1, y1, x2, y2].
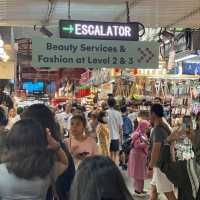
[0, 0, 199, 28]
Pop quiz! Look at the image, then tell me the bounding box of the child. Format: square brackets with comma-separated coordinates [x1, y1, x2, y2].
[65, 114, 98, 166]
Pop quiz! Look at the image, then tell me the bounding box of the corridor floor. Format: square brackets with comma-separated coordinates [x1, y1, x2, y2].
[122, 170, 167, 200]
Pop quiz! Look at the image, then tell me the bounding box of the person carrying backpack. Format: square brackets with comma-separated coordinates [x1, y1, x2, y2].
[119, 106, 133, 170]
[121, 106, 133, 142]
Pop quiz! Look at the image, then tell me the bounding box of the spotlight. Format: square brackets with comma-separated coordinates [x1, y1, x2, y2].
[2, 54, 9, 62]
[40, 26, 53, 37]
[0, 39, 4, 48]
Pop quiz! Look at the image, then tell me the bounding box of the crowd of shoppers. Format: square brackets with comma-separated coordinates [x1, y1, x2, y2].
[0, 92, 200, 200]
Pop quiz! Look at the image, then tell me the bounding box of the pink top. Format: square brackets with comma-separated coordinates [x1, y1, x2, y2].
[132, 132, 148, 154]
[132, 120, 150, 154]
[65, 136, 98, 164]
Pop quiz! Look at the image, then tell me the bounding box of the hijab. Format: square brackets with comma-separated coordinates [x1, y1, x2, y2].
[135, 120, 151, 135]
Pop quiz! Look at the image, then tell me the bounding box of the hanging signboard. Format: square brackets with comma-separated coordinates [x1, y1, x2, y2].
[59, 20, 139, 41]
[32, 37, 159, 69]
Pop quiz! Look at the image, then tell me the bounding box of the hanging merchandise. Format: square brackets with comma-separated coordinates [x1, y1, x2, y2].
[111, 68, 121, 77]
[75, 85, 91, 98]
[128, 77, 147, 101]
[114, 78, 131, 98]
[132, 68, 138, 76]
[90, 69, 111, 85]
[101, 83, 113, 95]
[155, 81, 161, 96]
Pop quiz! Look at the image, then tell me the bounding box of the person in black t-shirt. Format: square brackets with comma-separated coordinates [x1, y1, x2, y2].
[149, 104, 176, 200]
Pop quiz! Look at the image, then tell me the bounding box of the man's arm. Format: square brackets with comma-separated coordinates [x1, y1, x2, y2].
[149, 142, 161, 168]
[119, 114, 123, 143]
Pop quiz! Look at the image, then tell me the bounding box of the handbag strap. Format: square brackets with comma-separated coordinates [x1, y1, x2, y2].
[196, 186, 200, 200]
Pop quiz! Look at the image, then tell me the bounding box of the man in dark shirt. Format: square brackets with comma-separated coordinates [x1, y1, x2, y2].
[149, 104, 176, 200]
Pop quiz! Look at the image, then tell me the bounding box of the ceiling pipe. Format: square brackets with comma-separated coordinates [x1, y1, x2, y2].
[114, 0, 144, 22]
[68, 0, 71, 20]
[41, 0, 58, 26]
[166, 6, 200, 28]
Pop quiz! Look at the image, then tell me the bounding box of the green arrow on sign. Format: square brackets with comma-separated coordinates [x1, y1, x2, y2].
[62, 25, 74, 33]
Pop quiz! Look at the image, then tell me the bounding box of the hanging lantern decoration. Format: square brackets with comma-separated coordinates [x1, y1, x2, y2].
[132, 68, 138, 76]
[112, 68, 121, 77]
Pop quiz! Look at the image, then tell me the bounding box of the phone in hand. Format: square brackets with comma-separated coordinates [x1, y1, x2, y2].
[140, 135, 149, 144]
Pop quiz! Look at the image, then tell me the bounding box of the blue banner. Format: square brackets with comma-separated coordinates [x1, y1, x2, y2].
[182, 63, 200, 75]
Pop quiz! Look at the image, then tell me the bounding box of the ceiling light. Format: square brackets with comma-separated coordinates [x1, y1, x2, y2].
[2, 54, 9, 62]
[0, 47, 5, 56]
[0, 52, 9, 62]
[0, 39, 4, 48]
[175, 54, 198, 62]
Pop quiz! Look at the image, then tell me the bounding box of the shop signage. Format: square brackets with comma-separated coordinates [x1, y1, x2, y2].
[182, 63, 200, 75]
[32, 37, 159, 69]
[59, 20, 139, 41]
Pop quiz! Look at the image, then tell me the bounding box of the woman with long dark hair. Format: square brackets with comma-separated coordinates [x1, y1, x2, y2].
[21, 104, 75, 200]
[158, 112, 200, 200]
[0, 119, 68, 199]
[69, 156, 134, 200]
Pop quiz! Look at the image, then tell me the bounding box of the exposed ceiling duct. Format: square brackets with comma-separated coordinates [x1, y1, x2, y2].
[0, 0, 199, 28]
